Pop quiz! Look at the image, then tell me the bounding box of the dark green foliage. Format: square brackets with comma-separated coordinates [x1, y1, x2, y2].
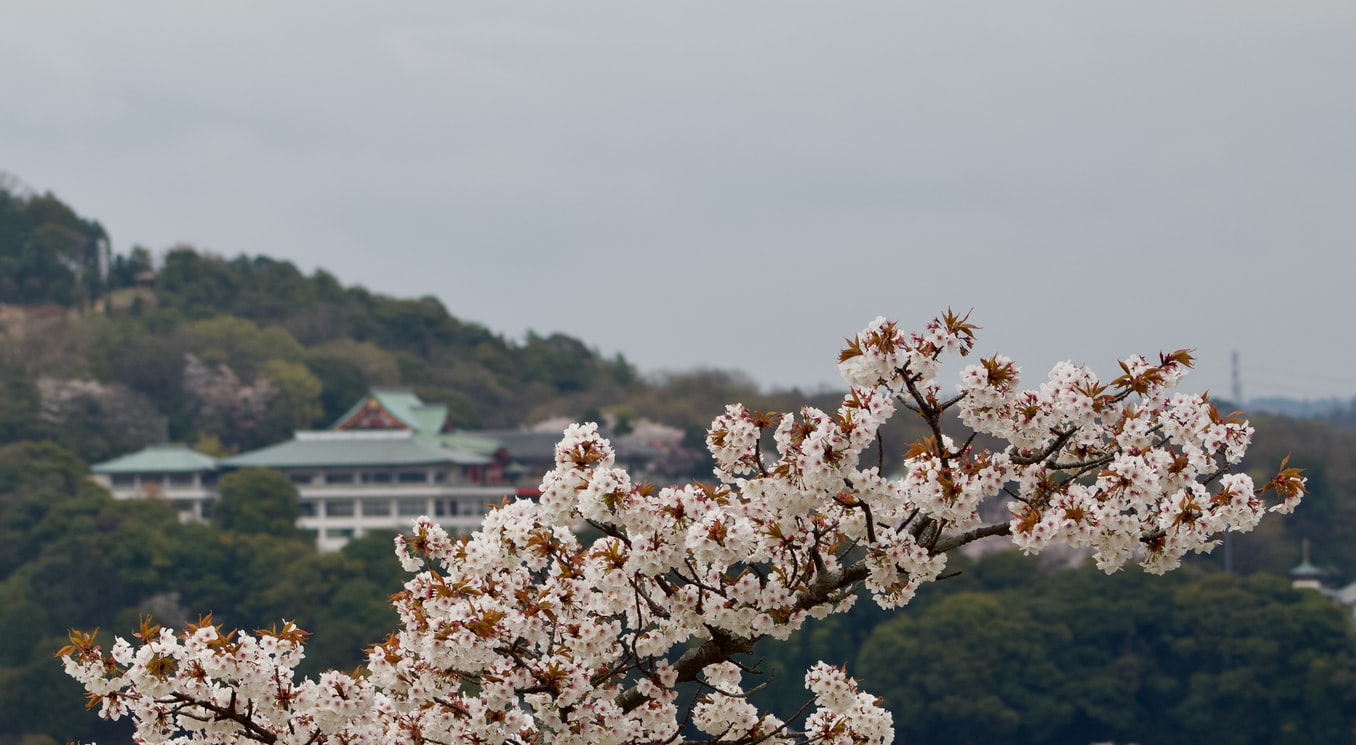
[365, 296, 459, 357]
[0, 444, 417, 741]
[521, 332, 599, 393]
[107, 245, 154, 289]
[0, 185, 109, 306]
[304, 355, 371, 425]
[212, 468, 302, 536]
[860, 592, 1075, 743]
[1155, 574, 1355, 744]
[755, 552, 1356, 745]
[0, 442, 178, 742]
[226, 255, 317, 324]
[155, 247, 243, 320]
[0, 377, 59, 447]
[104, 330, 192, 437]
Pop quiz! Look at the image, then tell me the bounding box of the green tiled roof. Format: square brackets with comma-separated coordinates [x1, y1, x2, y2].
[92, 444, 219, 474]
[223, 431, 491, 469]
[332, 388, 448, 434]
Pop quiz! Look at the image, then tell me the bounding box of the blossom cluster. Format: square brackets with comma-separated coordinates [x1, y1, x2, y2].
[61, 311, 1304, 745]
[952, 345, 1291, 574]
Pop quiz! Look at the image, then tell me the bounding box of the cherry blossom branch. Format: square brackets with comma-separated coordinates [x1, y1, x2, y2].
[58, 311, 1304, 745]
[931, 522, 1013, 554]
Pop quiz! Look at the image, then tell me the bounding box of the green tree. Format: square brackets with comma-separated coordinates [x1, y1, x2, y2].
[180, 316, 305, 378]
[155, 247, 242, 320]
[303, 355, 371, 425]
[108, 245, 155, 289]
[308, 339, 401, 385]
[858, 591, 1075, 744]
[365, 295, 458, 356]
[211, 468, 301, 536]
[227, 255, 316, 323]
[0, 185, 109, 306]
[257, 358, 325, 439]
[0, 377, 59, 447]
[1156, 574, 1355, 745]
[0, 441, 177, 743]
[521, 331, 598, 393]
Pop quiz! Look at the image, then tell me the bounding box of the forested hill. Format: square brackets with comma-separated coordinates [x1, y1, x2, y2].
[0, 176, 110, 307]
[5, 181, 1356, 744]
[4, 180, 1356, 582]
[1, 180, 854, 467]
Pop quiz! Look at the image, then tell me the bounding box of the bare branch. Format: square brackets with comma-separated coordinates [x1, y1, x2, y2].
[930, 522, 1013, 554]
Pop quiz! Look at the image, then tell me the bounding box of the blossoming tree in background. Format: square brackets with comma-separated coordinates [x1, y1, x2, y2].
[61, 311, 1306, 745]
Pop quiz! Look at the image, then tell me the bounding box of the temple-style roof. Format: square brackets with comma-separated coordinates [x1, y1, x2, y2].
[1290, 538, 1326, 580]
[327, 388, 509, 462]
[332, 387, 448, 434]
[92, 444, 219, 474]
[223, 430, 491, 469]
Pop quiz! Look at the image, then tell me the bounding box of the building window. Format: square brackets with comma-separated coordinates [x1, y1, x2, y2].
[298, 500, 318, 517]
[326, 500, 355, 517]
[433, 470, 447, 483]
[362, 471, 392, 484]
[397, 470, 427, 484]
[289, 473, 313, 485]
[169, 473, 195, 487]
[362, 500, 392, 517]
[325, 472, 355, 484]
[397, 499, 427, 517]
[325, 528, 355, 540]
[111, 474, 135, 486]
[140, 474, 164, 485]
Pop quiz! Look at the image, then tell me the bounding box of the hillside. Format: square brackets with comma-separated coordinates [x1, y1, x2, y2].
[3, 181, 1356, 744]
[0, 182, 902, 467]
[3, 182, 1353, 580]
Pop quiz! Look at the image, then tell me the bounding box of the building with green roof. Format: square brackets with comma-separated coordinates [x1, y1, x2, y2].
[221, 429, 509, 551]
[91, 444, 220, 522]
[331, 387, 450, 434]
[91, 386, 517, 549]
[90, 388, 674, 550]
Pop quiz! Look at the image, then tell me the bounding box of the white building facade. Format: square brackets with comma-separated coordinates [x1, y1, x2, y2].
[91, 387, 673, 551]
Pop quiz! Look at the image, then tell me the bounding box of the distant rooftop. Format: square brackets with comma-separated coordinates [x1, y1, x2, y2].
[224, 431, 491, 469]
[91, 444, 218, 474]
[332, 387, 448, 434]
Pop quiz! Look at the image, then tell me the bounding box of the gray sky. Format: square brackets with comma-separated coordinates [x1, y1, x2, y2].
[4, 2, 1354, 402]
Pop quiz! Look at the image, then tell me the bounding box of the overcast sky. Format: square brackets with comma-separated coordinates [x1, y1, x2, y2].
[4, 2, 1353, 402]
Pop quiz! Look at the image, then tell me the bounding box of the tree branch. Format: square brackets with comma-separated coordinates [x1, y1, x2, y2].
[930, 522, 1012, 554]
[160, 692, 280, 744]
[616, 628, 755, 714]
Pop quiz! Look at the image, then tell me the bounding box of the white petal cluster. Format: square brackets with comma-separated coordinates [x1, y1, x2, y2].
[61, 312, 1303, 745]
[803, 663, 894, 745]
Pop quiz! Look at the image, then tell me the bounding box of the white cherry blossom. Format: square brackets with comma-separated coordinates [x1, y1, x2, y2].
[61, 311, 1304, 745]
